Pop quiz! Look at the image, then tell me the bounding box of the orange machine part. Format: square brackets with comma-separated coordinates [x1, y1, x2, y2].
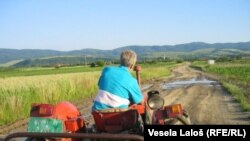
[164, 104, 183, 118]
[53, 101, 80, 121]
[130, 104, 145, 114]
[53, 102, 85, 133]
[64, 116, 85, 132]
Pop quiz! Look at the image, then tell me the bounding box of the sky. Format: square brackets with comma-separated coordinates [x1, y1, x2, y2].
[0, 0, 250, 51]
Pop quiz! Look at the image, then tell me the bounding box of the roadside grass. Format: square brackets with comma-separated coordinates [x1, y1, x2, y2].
[222, 82, 250, 111]
[191, 59, 250, 111]
[0, 62, 178, 126]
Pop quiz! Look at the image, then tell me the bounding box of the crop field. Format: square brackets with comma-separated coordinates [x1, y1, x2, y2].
[0, 62, 178, 126]
[136, 62, 177, 81]
[191, 59, 250, 111]
[0, 66, 102, 78]
[0, 72, 100, 126]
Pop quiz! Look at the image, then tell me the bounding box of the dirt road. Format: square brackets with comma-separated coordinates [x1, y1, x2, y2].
[147, 63, 250, 124]
[1, 63, 250, 139]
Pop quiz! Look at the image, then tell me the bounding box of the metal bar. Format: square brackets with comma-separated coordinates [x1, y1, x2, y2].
[4, 132, 144, 141]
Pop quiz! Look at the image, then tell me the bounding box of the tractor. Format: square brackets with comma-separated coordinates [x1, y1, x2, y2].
[3, 65, 191, 141]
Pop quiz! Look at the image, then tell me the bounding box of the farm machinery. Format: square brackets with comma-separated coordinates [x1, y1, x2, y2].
[3, 65, 191, 141]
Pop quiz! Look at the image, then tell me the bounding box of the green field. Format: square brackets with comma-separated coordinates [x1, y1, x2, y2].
[191, 59, 250, 111]
[0, 66, 103, 78]
[0, 62, 178, 126]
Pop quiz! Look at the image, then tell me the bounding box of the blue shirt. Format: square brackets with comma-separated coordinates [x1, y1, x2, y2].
[92, 65, 143, 111]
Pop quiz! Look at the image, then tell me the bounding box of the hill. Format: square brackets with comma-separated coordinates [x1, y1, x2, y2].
[1, 42, 250, 67]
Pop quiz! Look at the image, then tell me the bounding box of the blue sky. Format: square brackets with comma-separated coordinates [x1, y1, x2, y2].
[0, 0, 249, 51]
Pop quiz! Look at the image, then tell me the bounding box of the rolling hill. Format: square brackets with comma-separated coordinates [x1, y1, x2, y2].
[1, 42, 250, 67]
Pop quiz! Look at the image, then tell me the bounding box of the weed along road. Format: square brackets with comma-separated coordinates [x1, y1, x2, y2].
[1, 63, 250, 138]
[149, 63, 250, 124]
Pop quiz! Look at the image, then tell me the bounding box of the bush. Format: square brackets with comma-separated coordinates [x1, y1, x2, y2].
[96, 60, 105, 67]
[176, 60, 184, 63]
[90, 63, 96, 67]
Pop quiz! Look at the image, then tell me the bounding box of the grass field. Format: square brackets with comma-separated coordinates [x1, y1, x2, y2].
[0, 72, 100, 126]
[137, 62, 177, 81]
[0, 66, 102, 78]
[191, 59, 250, 111]
[0, 62, 178, 126]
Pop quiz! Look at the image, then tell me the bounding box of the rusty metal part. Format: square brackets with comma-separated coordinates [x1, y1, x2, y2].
[4, 132, 144, 141]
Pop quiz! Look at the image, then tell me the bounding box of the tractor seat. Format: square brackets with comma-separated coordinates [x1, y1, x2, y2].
[92, 108, 138, 133]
